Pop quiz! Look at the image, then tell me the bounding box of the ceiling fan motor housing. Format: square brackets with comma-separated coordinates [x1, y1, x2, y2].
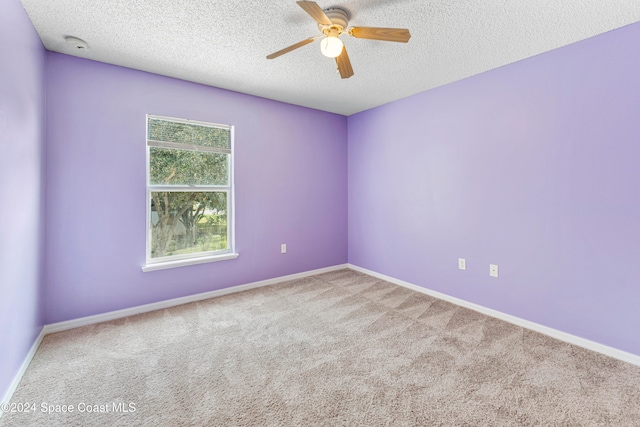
[318, 7, 349, 32]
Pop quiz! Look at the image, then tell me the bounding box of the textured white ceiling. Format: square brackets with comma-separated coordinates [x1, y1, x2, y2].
[19, 0, 640, 116]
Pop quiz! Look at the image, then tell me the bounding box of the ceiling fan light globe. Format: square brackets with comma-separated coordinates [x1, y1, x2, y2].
[320, 36, 344, 58]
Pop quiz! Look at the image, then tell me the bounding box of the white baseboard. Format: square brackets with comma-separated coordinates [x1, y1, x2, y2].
[348, 264, 640, 367]
[0, 327, 46, 419]
[8, 260, 635, 418]
[45, 264, 348, 334]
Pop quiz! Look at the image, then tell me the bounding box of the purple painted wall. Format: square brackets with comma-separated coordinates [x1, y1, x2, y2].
[45, 53, 348, 323]
[348, 22, 640, 356]
[0, 0, 46, 400]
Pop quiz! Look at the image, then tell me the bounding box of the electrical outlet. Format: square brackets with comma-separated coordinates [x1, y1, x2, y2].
[281, 244, 287, 254]
[458, 258, 466, 270]
[489, 264, 498, 278]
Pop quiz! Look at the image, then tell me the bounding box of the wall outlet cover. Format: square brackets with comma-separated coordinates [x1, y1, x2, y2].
[490, 264, 498, 277]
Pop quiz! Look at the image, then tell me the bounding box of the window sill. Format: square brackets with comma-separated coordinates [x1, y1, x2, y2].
[142, 253, 239, 272]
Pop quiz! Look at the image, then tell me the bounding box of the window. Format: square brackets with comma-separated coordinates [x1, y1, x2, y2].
[143, 115, 237, 271]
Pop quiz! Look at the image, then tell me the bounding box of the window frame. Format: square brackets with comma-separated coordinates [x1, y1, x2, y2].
[143, 114, 237, 272]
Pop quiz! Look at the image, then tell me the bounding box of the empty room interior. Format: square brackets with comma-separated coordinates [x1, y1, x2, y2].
[2, 0, 640, 424]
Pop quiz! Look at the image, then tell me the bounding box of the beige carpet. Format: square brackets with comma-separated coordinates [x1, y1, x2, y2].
[2, 269, 640, 426]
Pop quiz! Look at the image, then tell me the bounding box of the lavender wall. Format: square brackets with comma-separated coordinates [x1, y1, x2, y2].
[348, 23, 640, 356]
[0, 0, 46, 400]
[45, 53, 347, 323]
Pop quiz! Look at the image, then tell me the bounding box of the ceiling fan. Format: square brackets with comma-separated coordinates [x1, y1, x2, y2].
[267, 1, 411, 79]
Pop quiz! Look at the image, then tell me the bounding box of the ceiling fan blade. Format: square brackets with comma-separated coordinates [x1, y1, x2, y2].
[335, 47, 354, 79]
[349, 27, 411, 43]
[266, 37, 317, 59]
[296, 1, 333, 25]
